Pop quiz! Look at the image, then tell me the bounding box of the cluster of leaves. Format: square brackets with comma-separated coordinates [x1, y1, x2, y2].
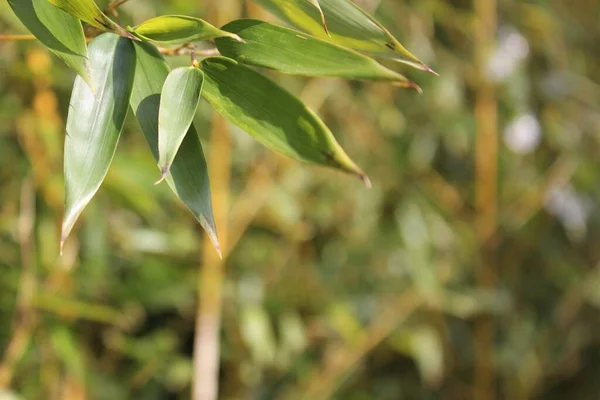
[7, 0, 433, 254]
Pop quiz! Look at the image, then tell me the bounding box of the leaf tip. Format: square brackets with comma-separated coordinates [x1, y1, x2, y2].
[154, 166, 169, 185]
[423, 64, 439, 76]
[230, 33, 245, 43]
[359, 172, 372, 189]
[207, 231, 222, 259]
[393, 80, 423, 93]
[321, 18, 330, 37]
[412, 83, 424, 94]
[124, 26, 143, 42]
[59, 228, 69, 257]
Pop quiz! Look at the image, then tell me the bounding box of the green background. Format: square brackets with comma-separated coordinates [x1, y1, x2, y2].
[1, 0, 599, 398]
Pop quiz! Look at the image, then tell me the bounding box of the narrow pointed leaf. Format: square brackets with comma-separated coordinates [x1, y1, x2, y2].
[130, 15, 243, 45]
[201, 57, 368, 185]
[129, 41, 220, 255]
[216, 19, 418, 88]
[62, 33, 135, 250]
[252, 0, 435, 73]
[157, 67, 204, 180]
[8, 0, 92, 88]
[47, 0, 125, 34]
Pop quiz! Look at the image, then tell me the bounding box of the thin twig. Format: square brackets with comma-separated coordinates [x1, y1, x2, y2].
[106, 0, 131, 15]
[0, 33, 219, 58]
[159, 47, 219, 57]
[105, 0, 132, 24]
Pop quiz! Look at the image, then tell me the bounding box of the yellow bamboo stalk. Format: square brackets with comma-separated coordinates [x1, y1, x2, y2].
[193, 113, 231, 400]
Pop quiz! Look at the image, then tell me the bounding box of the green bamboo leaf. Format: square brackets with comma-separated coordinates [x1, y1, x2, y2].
[8, 0, 93, 89]
[157, 66, 204, 181]
[129, 41, 220, 255]
[252, 0, 436, 73]
[129, 15, 243, 45]
[61, 33, 135, 252]
[47, 0, 125, 34]
[216, 19, 419, 90]
[201, 56, 369, 185]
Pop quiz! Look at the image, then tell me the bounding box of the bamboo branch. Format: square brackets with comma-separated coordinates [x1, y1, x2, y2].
[106, 0, 131, 14]
[0, 34, 219, 57]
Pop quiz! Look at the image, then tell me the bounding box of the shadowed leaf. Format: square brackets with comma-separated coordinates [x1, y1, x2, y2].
[129, 41, 220, 255]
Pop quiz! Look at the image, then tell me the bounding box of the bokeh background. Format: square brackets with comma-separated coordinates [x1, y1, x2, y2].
[1, 0, 600, 399]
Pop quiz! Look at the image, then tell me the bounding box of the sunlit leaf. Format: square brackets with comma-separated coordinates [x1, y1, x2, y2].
[157, 66, 204, 181]
[201, 56, 369, 185]
[129, 15, 243, 45]
[129, 41, 220, 255]
[47, 0, 125, 34]
[8, 0, 92, 88]
[252, 0, 435, 73]
[62, 33, 135, 251]
[216, 19, 419, 89]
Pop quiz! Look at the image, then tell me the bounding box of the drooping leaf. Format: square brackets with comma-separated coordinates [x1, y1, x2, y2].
[8, 0, 92, 88]
[200, 56, 369, 185]
[129, 40, 220, 255]
[47, 0, 125, 34]
[62, 33, 135, 251]
[216, 19, 419, 89]
[157, 66, 204, 181]
[129, 15, 243, 45]
[252, 0, 435, 73]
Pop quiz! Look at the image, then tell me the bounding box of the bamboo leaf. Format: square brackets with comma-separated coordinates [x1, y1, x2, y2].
[157, 66, 204, 181]
[252, 0, 435, 73]
[47, 0, 125, 34]
[200, 56, 369, 185]
[216, 19, 419, 89]
[8, 0, 93, 88]
[129, 41, 220, 255]
[62, 33, 135, 251]
[130, 15, 243, 45]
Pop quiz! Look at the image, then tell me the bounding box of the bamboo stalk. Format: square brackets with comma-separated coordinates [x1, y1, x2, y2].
[473, 0, 498, 398]
[193, 114, 231, 400]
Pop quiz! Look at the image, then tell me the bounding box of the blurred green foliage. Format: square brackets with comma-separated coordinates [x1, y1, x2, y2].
[1, 0, 600, 399]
